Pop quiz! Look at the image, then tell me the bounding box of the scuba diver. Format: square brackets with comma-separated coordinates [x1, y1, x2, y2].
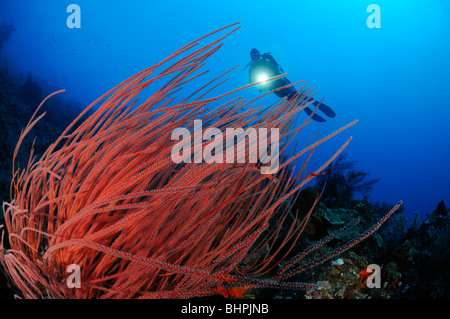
[245, 48, 335, 122]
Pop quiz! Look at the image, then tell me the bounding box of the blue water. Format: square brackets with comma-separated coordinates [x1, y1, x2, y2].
[1, 0, 449, 224]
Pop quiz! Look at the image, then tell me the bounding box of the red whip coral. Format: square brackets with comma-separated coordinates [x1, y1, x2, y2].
[0, 23, 401, 299]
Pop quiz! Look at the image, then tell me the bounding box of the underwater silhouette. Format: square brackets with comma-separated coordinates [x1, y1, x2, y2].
[246, 48, 336, 122]
[314, 153, 380, 207]
[18, 74, 42, 107]
[0, 23, 14, 54]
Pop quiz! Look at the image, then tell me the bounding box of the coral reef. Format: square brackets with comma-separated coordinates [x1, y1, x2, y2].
[242, 160, 448, 299]
[253, 195, 449, 299]
[314, 153, 379, 207]
[3, 23, 446, 300]
[2, 24, 380, 299]
[0, 58, 86, 221]
[385, 200, 450, 298]
[263, 197, 404, 299]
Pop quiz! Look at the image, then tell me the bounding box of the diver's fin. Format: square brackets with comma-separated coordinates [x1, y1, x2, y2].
[304, 107, 326, 122]
[313, 100, 336, 118]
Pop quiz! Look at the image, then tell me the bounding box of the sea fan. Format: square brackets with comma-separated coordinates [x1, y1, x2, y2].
[0, 23, 401, 299]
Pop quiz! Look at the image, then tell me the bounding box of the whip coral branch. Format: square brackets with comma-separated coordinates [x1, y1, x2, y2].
[0, 23, 401, 299]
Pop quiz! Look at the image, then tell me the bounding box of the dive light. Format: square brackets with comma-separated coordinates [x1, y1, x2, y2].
[257, 73, 269, 83]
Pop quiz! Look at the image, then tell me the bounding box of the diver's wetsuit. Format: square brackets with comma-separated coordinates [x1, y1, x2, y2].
[247, 49, 335, 122]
